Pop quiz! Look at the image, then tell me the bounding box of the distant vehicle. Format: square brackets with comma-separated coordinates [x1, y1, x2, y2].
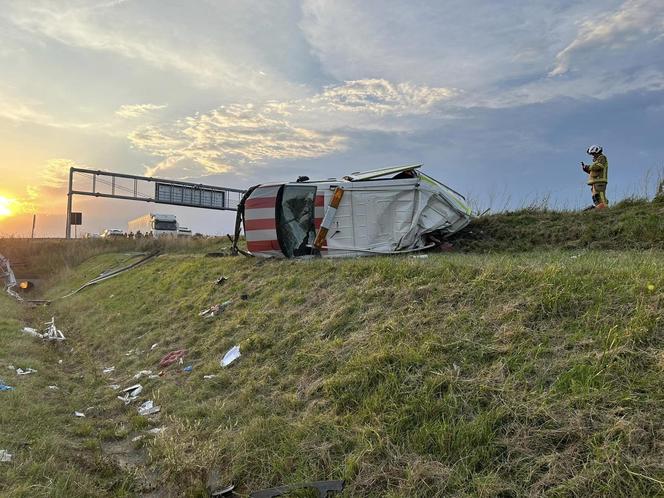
[177, 227, 192, 237]
[236, 164, 472, 258]
[101, 229, 125, 239]
[128, 213, 178, 237]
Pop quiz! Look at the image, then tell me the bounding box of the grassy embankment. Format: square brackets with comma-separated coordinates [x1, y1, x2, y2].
[1, 202, 663, 497]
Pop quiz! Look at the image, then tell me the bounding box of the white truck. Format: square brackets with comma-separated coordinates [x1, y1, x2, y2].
[128, 213, 178, 237]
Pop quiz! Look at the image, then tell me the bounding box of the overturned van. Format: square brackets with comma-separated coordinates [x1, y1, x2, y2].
[233, 164, 472, 258]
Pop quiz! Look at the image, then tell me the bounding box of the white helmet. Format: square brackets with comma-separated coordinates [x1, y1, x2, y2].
[587, 145, 603, 155]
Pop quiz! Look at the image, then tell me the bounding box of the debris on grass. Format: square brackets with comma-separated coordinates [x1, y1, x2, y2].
[133, 370, 152, 380]
[220, 345, 241, 367]
[16, 367, 37, 375]
[249, 479, 344, 498]
[137, 400, 160, 416]
[74, 411, 86, 418]
[47, 385, 58, 390]
[203, 375, 217, 379]
[117, 384, 143, 404]
[147, 427, 165, 435]
[210, 484, 235, 497]
[0, 381, 14, 391]
[150, 343, 159, 350]
[215, 276, 228, 285]
[0, 449, 13, 463]
[159, 350, 186, 368]
[183, 365, 192, 373]
[102, 366, 115, 374]
[20, 317, 66, 342]
[199, 300, 232, 319]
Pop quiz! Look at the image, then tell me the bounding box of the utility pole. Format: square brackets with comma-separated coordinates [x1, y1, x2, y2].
[65, 167, 73, 239]
[31, 214, 36, 239]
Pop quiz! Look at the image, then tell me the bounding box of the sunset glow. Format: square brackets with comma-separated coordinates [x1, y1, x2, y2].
[0, 196, 15, 218]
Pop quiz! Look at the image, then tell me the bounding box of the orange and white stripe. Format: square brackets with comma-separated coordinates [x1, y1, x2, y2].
[244, 185, 281, 257]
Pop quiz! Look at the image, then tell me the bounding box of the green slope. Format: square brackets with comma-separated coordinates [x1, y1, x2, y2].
[1, 246, 663, 497]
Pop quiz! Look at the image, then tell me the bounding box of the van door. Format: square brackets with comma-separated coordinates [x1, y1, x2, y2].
[276, 185, 317, 257]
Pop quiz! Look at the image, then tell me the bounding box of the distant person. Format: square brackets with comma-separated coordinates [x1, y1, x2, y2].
[135, 230, 143, 239]
[581, 145, 608, 210]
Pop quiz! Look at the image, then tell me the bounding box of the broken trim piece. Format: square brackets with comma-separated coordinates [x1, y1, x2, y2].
[250, 479, 344, 498]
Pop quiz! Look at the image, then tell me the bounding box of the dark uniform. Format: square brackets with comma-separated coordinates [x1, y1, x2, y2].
[583, 153, 608, 207]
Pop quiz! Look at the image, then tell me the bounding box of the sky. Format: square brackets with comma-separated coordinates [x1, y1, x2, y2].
[0, 0, 663, 237]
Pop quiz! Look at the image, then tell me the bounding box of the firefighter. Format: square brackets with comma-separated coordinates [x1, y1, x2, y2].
[581, 145, 608, 209]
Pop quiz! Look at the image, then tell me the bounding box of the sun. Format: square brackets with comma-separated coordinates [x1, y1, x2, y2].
[0, 196, 15, 218]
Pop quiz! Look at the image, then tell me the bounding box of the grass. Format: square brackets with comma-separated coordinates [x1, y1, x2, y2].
[451, 198, 664, 252]
[1, 208, 664, 496]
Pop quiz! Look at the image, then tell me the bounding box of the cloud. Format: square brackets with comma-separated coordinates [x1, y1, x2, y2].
[128, 79, 454, 176]
[308, 79, 456, 115]
[130, 104, 346, 177]
[115, 103, 167, 119]
[551, 0, 664, 76]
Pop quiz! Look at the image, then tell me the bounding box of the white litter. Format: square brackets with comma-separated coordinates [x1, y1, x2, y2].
[47, 385, 59, 390]
[0, 449, 12, 462]
[16, 367, 37, 375]
[117, 384, 143, 404]
[132, 435, 144, 442]
[74, 411, 86, 417]
[58, 360, 63, 365]
[133, 370, 152, 380]
[21, 318, 65, 342]
[220, 345, 241, 367]
[203, 375, 217, 379]
[21, 327, 41, 338]
[109, 384, 121, 390]
[199, 300, 232, 319]
[147, 427, 165, 435]
[411, 254, 429, 259]
[137, 400, 160, 416]
[150, 343, 159, 350]
[102, 366, 115, 374]
[43, 317, 66, 341]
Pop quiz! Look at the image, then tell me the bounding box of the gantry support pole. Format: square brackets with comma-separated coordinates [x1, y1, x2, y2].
[65, 167, 73, 239]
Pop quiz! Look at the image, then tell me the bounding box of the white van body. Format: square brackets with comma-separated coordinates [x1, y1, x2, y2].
[128, 214, 178, 237]
[241, 164, 472, 258]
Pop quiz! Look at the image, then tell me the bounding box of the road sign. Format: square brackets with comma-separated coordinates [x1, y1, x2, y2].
[155, 182, 226, 209]
[70, 212, 82, 225]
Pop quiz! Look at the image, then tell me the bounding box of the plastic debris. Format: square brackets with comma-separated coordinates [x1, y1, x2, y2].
[43, 317, 66, 341]
[74, 411, 86, 417]
[58, 359, 63, 365]
[183, 365, 193, 373]
[117, 384, 143, 404]
[250, 480, 344, 498]
[102, 366, 115, 374]
[0, 381, 14, 391]
[150, 343, 159, 350]
[109, 384, 121, 390]
[203, 375, 217, 379]
[221, 346, 241, 367]
[16, 367, 37, 375]
[147, 427, 165, 435]
[47, 385, 59, 390]
[647, 283, 655, 292]
[159, 350, 186, 368]
[215, 276, 228, 285]
[21, 327, 41, 338]
[133, 370, 153, 380]
[411, 254, 429, 259]
[199, 300, 232, 319]
[132, 435, 144, 442]
[211, 485, 236, 497]
[138, 400, 160, 416]
[0, 449, 13, 462]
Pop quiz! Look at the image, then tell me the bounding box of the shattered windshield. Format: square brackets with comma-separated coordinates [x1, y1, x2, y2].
[276, 185, 316, 257]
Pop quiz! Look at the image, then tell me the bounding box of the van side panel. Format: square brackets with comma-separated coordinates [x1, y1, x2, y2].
[244, 185, 283, 257]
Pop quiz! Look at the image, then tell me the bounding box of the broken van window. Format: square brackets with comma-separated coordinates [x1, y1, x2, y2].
[276, 185, 316, 257]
